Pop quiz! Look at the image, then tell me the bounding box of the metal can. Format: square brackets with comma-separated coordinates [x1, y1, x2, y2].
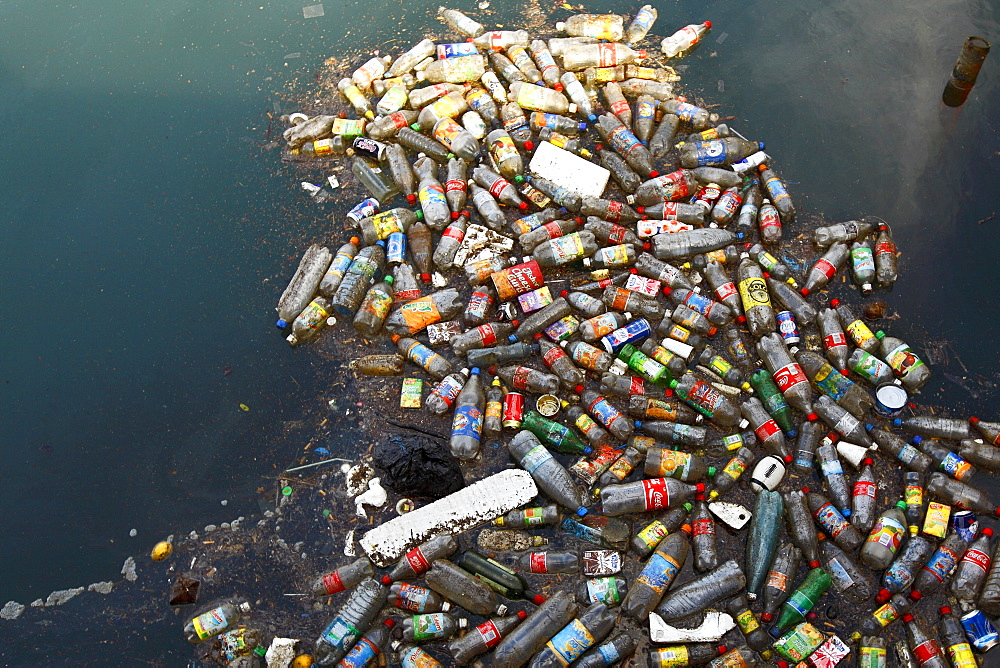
[346, 197, 379, 224]
[961, 609, 1000, 652]
[386, 231, 407, 265]
[952, 510, 980, 543]
[600, 318, 653, 354]
[874, 383, 908, 417]
[501, 391, 524, 429]
[776, 310, 800, 345]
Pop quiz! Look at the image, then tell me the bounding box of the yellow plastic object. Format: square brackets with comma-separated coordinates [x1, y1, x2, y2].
[292, 655, 314, 667]
[151, 541, 173, 561]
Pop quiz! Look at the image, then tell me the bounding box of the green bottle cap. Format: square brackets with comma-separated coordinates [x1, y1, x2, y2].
[707, 466, 717, 477]
[875, 330, 886, 339]
[896, 500, 907, 509]
[669, 379, 679, 389]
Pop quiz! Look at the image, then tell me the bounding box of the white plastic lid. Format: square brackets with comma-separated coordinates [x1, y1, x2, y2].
[555, 21, 566, 31]
[568, 103, 578, 114]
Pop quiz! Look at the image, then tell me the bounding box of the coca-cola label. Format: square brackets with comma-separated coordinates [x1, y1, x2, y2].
[322, 570, 345, 594]
[605, 199, 623, 222]
[476, 620, 502, 648]
[715, 281, 738, 303]
[824, 332, 848, 349]
[607, 223, 627, 244]
[754, 419, 782, 443]
[597, 42, 618, 68]
[962, 548, 991, 574]
[913, 639, 942, 664]
[692, 518, 715, 537]
[641, 478, 670, 511]
[773, 363, 808, 393]
[854, 480, 876, 499]
[542, 345, 566, 368]
[488, 177, 511, 199]
[442, 224, 465, 242]
[405, 548, 430, 575]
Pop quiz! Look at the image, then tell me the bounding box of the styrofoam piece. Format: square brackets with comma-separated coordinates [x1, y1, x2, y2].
[354, 477, 388, 517]
[837, 440, 875, 468]
[265, 638, 299, 668]
[528, 141, 610, 199]
[649, 610, 736, 643]
[360, 469, 539, 567]
[452, 224, 514, 267]
[709, 501, 752, 531]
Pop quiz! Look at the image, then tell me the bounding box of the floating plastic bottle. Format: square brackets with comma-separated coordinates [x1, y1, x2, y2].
[310, 558, 375, 597]
[314, 579, 387, 665]
[761, 542, 802, 622]
[660, 21, 712, 58]
[528, 602, 617, 668]
[423, 559, 500, 616]
[448, 612, 528, 665]
[509, 430, 587, 516]
[622, 527, 690, 619]
[901, 613, 948, 668]
[185, 601, 252, 644]
[491, 590, 578, 668]
[655, 559, 746, 621]
[950, 527, 993, 601]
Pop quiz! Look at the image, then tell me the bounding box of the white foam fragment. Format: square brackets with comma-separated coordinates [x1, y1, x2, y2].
[528, 141, 610, 199]
[649, 610, 735, 643]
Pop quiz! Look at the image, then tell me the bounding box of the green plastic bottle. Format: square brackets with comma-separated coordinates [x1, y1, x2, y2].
[521, 410, 592, 455]
[749, 369, 797, 436]
[745, 490, 784, 600]
[768, 564, 831, 636]
[617, 343, 673, 386]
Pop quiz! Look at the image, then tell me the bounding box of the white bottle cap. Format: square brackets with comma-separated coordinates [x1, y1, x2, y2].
[555, 21, 566, 31]
[568, 103, 578, 114]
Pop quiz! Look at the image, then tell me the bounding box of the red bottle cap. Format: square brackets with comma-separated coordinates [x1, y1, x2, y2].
[629, 268, 638, 274]
[662, 286, 672, 296]
[384, 618, 396, 628]
[737, 315, 747, 323]
[524, 140, 535, 151]
[829, 298, 841, 308]
[677, 95, 687, 103]
[420, 273, 431, 283]
[518, 202, 528, 210]
[801, 486, 810, 493]
[517, 610, 528, 619]
[554, 83, 564, 92]
[488, 365, 497, 374]
[862, 458, 873, 466]
[451, 211, 460, 220]
[574, 384, 585, 394]
[762, 272, 770, 279]
[994, 506, 1000, 517]
[695, 493, 706, 501]
[761, 613, 773, 621]
[636, 206, 645, 214]
[695, 483, 706, 493]
[985, 528, 995, 537]
[406, 194, 417, 204]
[533, 332, 543, 340]
[643, 242, 651, 250]
[717, 645, 727, 655]
[704, 20, 713, 29]
[970, 416, 980, 424]
[381, 575, 392, 585]
[799, 287, 810, 296]
[708, 326, 718, 336]
[560, 290, 569, 297]
[940, 606, 952, 614]
[783, 455, 793, 463]
[530, 593, 547, 605]
[808, 560, 820, 569]
[902, 613, 915, 623]
[806, 612, 817, 620]
[909, 590, 923, 600]
[840, 369, 849, 376]
[649, 170, 659, 178]
[875, 589, 890, 603]
[806, 413, 818, 421]
[338, 112, 348, 119]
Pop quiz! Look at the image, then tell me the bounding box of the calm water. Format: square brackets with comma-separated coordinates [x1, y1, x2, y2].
[0, 0, 997, 659]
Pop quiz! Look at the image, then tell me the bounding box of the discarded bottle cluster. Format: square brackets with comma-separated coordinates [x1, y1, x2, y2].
[188, 5, 1000, 667]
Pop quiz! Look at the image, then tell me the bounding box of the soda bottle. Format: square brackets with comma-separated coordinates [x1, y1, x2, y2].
[874, 224, 898, 286]
[521, 410, 591, 455]
[630, 505, 690, 557]
[660, 21, 712, 58]
[387, 38, 435, 77]
[940, 606, 979, 668]
[472, 29, 529, 51]
[383, 289, 463, 336]
[861, 591, 919, 636]
[497, 364, 560, 395]
[601, 80, 631, 128]
[506, 44, 542, 83]
[859, 500, 908, 570]
[927, 472, 1000, 516]
[896, 416, 972, 440]
[707, 446, 754, 500]
[528, 40, 564, 90]
[917, 437, 975, 482]
[851, 240, 876, 293]
[767, 564, 830, 637]
[622, 527, 691, 619]
[912, 532, 970, 597]
[745, 490, 784, 599]
[814, 442, 850, 513]
[812, 309, 849, 373]
[655, 559, 746, 621]
[351, 275, 394, 338]
[595, 113, 657, 177]
[184, 601, 251, 644]
[395, 642, 442, 668]
[805, 487, 863, 551]
[423, 368, 469, 416]
[398, 613, 466, 642]
[758, 163, 795, 224]
[576, 634, 636, 668]
[439, 7, 484, 37]
[727, 595, 771, 653]
[422, 54, 487, 84]
[949, 525, 993, 601]
[869, 428, 931, 473]
[799, 242, 848, 296]
[431, 215, 466, 270]
[597, 444, 644, 487]
[491, 590, 578, 668]
[423, 560, 500, 616]
[562, 42, 645, 71]
[814, 394, 873, 447]
[314, 579, 387, 664]
[649, 112, 681, 157]
[575, 387, 633, 441]
[389, 582, 451, 614]
[667, 287, 734, 326]
[529, 603, 617, 668]
[556, 13, 624, 40]
[812, 218, 875, 246]
[453, 549, 545, 603]
[847, 457, 879, 533]
[600, 477, 703, 517]
[669, 373, 742, 429]
[448, 367, 485, 460]
[783, 490, 820, 564]
[518, 551, 579, 574]
[315, 237, 360, 300]
[448, 612, 528, 665]
[509, 430, 588, 516]
[761, 542, 802, 621]
[310, 558, 375, 597]
[875, 330, 932, 391]
[901, 614, 948, 668]
[736, 256, 775, 337]
[878, 537, 933, 598]
[390, 264, 420, 309]
[679, 137, 763, 169]
[286, 293, 339, 347]
[275, 243, 333, 329]
[741, 397, 789, 460]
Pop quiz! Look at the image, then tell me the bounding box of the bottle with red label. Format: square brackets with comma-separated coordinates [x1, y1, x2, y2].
[389, 582, 452, 613]
[433, 214, 468, 271]
[938, 606, 978, 668]
[621, 526, 691, 619]
[425, 368, 471, 415]
[602, 80, 632, 127]
[913, 532, 970, 596]
[600, 477, 703, 517]
[690, 497, 719, 572]
[583, 218, 643, 247]
[902, 613, 948, 668]
[497, 364, 560, 395]
[741, 397, 789, 460]
[805, 487, 863, 552]
[309, 557, 375, 597]
[702, 260, 744, 321]
[670, 373, 742, 429]
[472, 165, 527, 210]
[448, 611, 528, 665]
[816, 307, 849, 372]
[406, 219, 434, 282]
[600, 372, 667, 398]
[949, 527, 994, 601]
[535, 339, 585, 388]
[756, 198, 783, 244]
[874, 224, 898, 287]
[383, 536, 459, 583]
[580, 196, 642, 225]
[518, 551, 579, 574]
[519, 218, 580, 253]
[851, 458, 878, 533]
[800, 242, 849, 296]
[660, 21, 711, 58]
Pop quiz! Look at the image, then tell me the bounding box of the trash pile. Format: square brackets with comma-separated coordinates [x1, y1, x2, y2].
[171, 6, 1000, 667]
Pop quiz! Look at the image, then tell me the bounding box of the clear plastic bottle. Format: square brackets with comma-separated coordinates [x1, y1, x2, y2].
[438, 7, 484, 37]
[576, 633, 636, 668]
[874, 224, 898, 286]
[816, 442, 851, 513]
[423, 559, 500, 616]
[528, 603, 617, 668]
[491, 591, 578, 667]
[383, 288, 463, 336]
[727, 595, 771, 652]
[741, 396, 788, 459]
[508, 430, 587, 516]
[600, 477, 703, 517]
[310, 557, 375, 597]
[660, 21, 712, 58]
[448, 612, 527, 665]
[518, 551, 579, 575]
[449, 367, 485, 461]
[805, 487, 863, 552]
[352, 274, 394, 337]
[901, 614, 948, 668]
[595, 113, 657, 177]
[433, 117, 480, 161]
[314, 579, 387, 665]
[875, 330, 932, 391]
[556, 14, 625, 40]
[622, 527, 691, 619]
[913, 532, 970, 596]
[184, 601, 251, 644]
[529, 40, 563, 90]
[927, 472, 1000, 516]
[655, 559, 746, 621]
[422, 54, 487, 84]
[276, 244, 333, 328]
[395, 127, 452, 163]
[388, 39, 436, 77]
[761, 542, 801, 622]
[472, 29, 530, 51]
[950, 527, 994, 601]
[389, 582, 451, 614]
[860, 501, 908, 570]
[425, 368, 470, 416]
[398, 612, 466, 642]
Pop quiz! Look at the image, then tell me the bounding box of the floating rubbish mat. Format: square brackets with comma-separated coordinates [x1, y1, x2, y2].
[5, 5, 1000, 668]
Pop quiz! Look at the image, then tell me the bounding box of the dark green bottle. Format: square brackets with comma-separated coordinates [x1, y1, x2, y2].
[749, 369, 797, 436]
[521, 410, 592, 455]
[768, 565, 831, 637]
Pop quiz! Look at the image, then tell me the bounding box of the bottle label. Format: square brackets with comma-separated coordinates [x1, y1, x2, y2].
[764, 174, 790, 202]
[598, 642, 622, 664]
[452, 405, 483, 442]
[404, 341, 437, 372]
[854, 480, 876, 500]
[418, 182, 447, 210]
[940, 452, 973, 480]
[859, 647, 887, 668]
[867, 515, 904, 552]
[761, 390, 787, 415]
[852, 246, 875, 274]
[715, 281, 738, 303]
[405, 547, 430, 575]
[360, 289, 393, 322]
[832, 411, 861, 437]
[485, 399, 502, 422]
[400, 646, 440, 668]
[340, 636, 379, 668]
[548, 233, 586, 263]
[824, 332, 847, 349]
[192, 608, 229, 640]
[521, 507, 546, 526]
[845, 319, 876, 348]
[636, 520, 668, 550]
[735, 608, 760, 634]
[641, 478, 671, 511]
[905, 484, 923, 507]
[924, 545, 961, 582]
[476, 619, 503, 649]
[694, 139, 726, 166]
[650, 646, 690, 666]
[397, 296, 443, 333]
[412, 613, 446, 640]
[685, 380, 725, 416]
[814, 502, 850, 538]
[321, 570, 345, 594]
[692, 517, 715, 537]
[608, 287, 633, 312]
[813, 364, 851, 402]
[652, 170, 692, 200]
[546, 618, 595, 665]
[542, 344, 568, 368]
[754, 419, 782, 444]
[528, 552, 548, 573]
[738, 276, 771, 310]
[586, 577, 621, 605]
[722, 456, 747, 480]
[545, 315, 579, 342]
[371, 211, 404, 239]
[759, 205, 781, 231]
[813, 257, 838, 280]
[606, 451, 635, 481]
[773, 363, 808, 394]
[961, 547, 991, 573]
[637, 551, 681, 593]
[946, 643, 978, 668]
[596, 42, 619, 67]
[912, 639, 943, 664]
[871, 601, 899, 627]
[574, 413, 601, 439]
[487, 176, 513, 199]
[588, 396, 622, 430]
[625, 273, 661, 297]
[708, 355, 734, 378]
[652, 449, 691, 477]
[572, 342, 605, 370]
[332, 117, 366, 136]
[322, 616, 361, 652]
[821, 457, 844, 478]
[604, 200, 624, 224]
[884, 342, 925, 380]
[766, 569, 789, 592]
[520, 443, 554, 474]
[596, 244, 630, 267]
[610, 98, 631, 118]
[393, 582, 429, 612]
[608, 125, 642, 158]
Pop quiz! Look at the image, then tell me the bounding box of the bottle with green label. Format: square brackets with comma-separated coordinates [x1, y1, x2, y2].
[184, 601, 252, 644]
[861, 501, 908, 570]
[768, 564, 831, 637]
[521, 410, 592, 455]
[875, 330, 932, 391]
[493, 505, 561, 528]
[576, 577, 627, 607]
[617, 343, 673, 386]
[858, 635, 887, 668]
[398, 613, 466, 642]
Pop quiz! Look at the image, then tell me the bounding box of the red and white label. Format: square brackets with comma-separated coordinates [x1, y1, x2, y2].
[692, 518, 715, 537]
[477, 620, 502, 648]
[605, 200, 623, 222]
[488, 178, 511, 199]
[773, 363, 808, 393]
[542, 221, 563, 239]
[755, 419, 782, 443]
[715, 282, 738, 303]
[814, 257, 838, 279]
[642, 478, 670, 511]
[542, 345, 565, 367]
[442, 225, 465, 242]
[913, 640, 942, 664]
[479, 324, 497, 347]
[962, 548, 992, 573]
[824, 332, 847, 349]
[405, 548, 430, 574]
[611, 99, 630, 117]
[390, 112, 410, 129]
[630, 377, 645, 394]
[608, 224, 627, 243]
[597, 43, 617, 68]
[322, 571, 345, 594]
[854, 480, 876, 499]
[445, 179, 466, 193]
[529, 552, 548, 573]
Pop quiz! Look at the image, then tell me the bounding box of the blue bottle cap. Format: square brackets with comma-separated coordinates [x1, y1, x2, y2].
[376, 239, 386, 247]
[276, 319, 288, 329]
[787, 429, 798, 438]
[634, 420, 642, 428]
[842, 508, 852, 517]
[576, 507, 588, 517]
[912, 435, 923, 444]
[508, 334, 518, 343]
[587, 114, 597, 123]
[470, 367, 481, 375]
[578, 122, 588, 132]
[758, 141, 766, 150]
[583, 446, 593, 455]
[893, 418, 903, 427]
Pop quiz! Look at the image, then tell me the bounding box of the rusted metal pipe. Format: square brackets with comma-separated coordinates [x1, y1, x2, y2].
[943, 36, 991, 107]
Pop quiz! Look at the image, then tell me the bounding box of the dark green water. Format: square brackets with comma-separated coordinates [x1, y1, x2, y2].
[0, 0, 997, 660]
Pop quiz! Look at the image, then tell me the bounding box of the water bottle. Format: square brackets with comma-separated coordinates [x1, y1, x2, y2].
[761, 542, 802, 622]
[871, 428, 932, 472]
[528, 603, 617, 668]
[927, 472, 1000, 516]
[528, 40, 563, 90]
[352, 274, 394, 337]
[453, 549, 545, 603]
[314, 579, 387, 665]
[276, 244, 333, 328]
[396, 127, 451, 163]
[851, 240, 876, 293]
[757, 163, 795, 225]
[449, 367, 485, 460]
[649, 112, 681, 157]
[562, 43, 645, 71]
[652, 228, 736, 262]
[491, 590, 578, 668]
[389, 582, 451, 614]
[622, 527, 691, 619]
[422, 54, 487, 84]
[814, 394, 873, 446]
[184, 600, 251, 644]
[317, 237, 360, 299]
[423, 559, 500, 616]
[576, 633, 636, 668]
[901, 614, 948, 668]
[527, 175, 582, 212]
[655, 559, 746, 621]
[448, 612, 528, 665]
[286, 296, 334, 347]
[634, 252, 695, 289]
[741, 397, 788, 460]
[783, 489, 820, 564]
[918, 438, 976, 482]
[660, 21, 712, 58]
[644, 446, 714, 481]
[796, 350, 873, 418]
[309, 558, 375, 597]
[913, 532, 970, 596]
[746, 490, 784, 599]
[895, 416, 972, 440]
[439, 7, 484, 37]
[950, 527, 993, 601]
[508, 430, 587, 516]
[595, 113, 657, 177]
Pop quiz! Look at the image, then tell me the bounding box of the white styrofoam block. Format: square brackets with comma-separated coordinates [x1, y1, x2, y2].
[528, 141, 610, 199]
